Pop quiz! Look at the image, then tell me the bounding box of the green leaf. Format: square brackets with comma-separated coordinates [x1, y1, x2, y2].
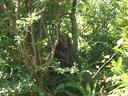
[54, 83, 65, 93]
[86, 83, 92, 95]
[118, 57, 122, 67]
[111, 68, 122, 75]
[111, 60, 118, 67]
[64, 91, 78, 96]
[122, 74, 128, 80]
[77, 1, 85, 10]
[92, 80, 98, 96]
[65, 82, 86, 95]
[119, 82, 128, 87]
[117, 57, 124, 72]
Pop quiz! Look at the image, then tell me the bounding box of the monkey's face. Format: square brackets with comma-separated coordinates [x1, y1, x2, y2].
[59, 35, 68, 48]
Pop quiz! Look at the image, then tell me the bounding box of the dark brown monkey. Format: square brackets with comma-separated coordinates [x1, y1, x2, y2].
[55, 33, 79, 68]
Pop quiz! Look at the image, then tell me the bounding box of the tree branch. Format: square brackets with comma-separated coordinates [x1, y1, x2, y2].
[2, 3, 15, 27]
[41, 18, 53, 48]
[41, 0, 60, 79]
[30, 24, 38, 70]
[92, 51, 118, 78]
[15, 0, 20, 20]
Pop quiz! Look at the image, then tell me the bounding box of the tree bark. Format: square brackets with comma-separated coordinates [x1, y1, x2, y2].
[70, 0, 78, 51]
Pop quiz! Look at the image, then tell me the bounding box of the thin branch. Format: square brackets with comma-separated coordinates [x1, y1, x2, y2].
[54, 1, 60, 47]
[5, 24, 15, 34]
[2, 3, 15, 27]
[15, 0, 20, 20]
[37, 0, 47, 40]
[38, 46, 42, 65]
[41, 18, 53, 48]
[37, 7, 45, 14]
[24, 0, 29, 12]
[41, 0, 60, 79]
[22, 42, 32, 65]
[22, 41, 38, 70]
[39, 0, 53, 48]
[36, 0, 47, 15]
[92, 46, 124, 78]
[92, 51, 118, 78]
[41, 48, 56, 78]
[23, 30, 29, 40]
[30, 24, 38, 70]
[38, 20, 43, 40]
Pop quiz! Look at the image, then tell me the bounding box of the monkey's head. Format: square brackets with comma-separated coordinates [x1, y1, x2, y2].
[59, 33, 70, 49]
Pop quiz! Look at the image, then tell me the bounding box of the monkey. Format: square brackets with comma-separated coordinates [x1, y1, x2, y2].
[54, 33, 79, 68]
[45, 33, 80, 94]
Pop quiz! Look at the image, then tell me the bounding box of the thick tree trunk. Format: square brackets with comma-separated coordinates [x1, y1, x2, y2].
[70, 0, 78, 51]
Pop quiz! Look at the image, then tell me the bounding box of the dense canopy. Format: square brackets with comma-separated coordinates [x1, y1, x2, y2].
[0, 0, 128, 96]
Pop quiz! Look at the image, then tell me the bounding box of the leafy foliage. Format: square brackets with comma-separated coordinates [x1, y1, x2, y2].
[0, 0, 128, 96]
